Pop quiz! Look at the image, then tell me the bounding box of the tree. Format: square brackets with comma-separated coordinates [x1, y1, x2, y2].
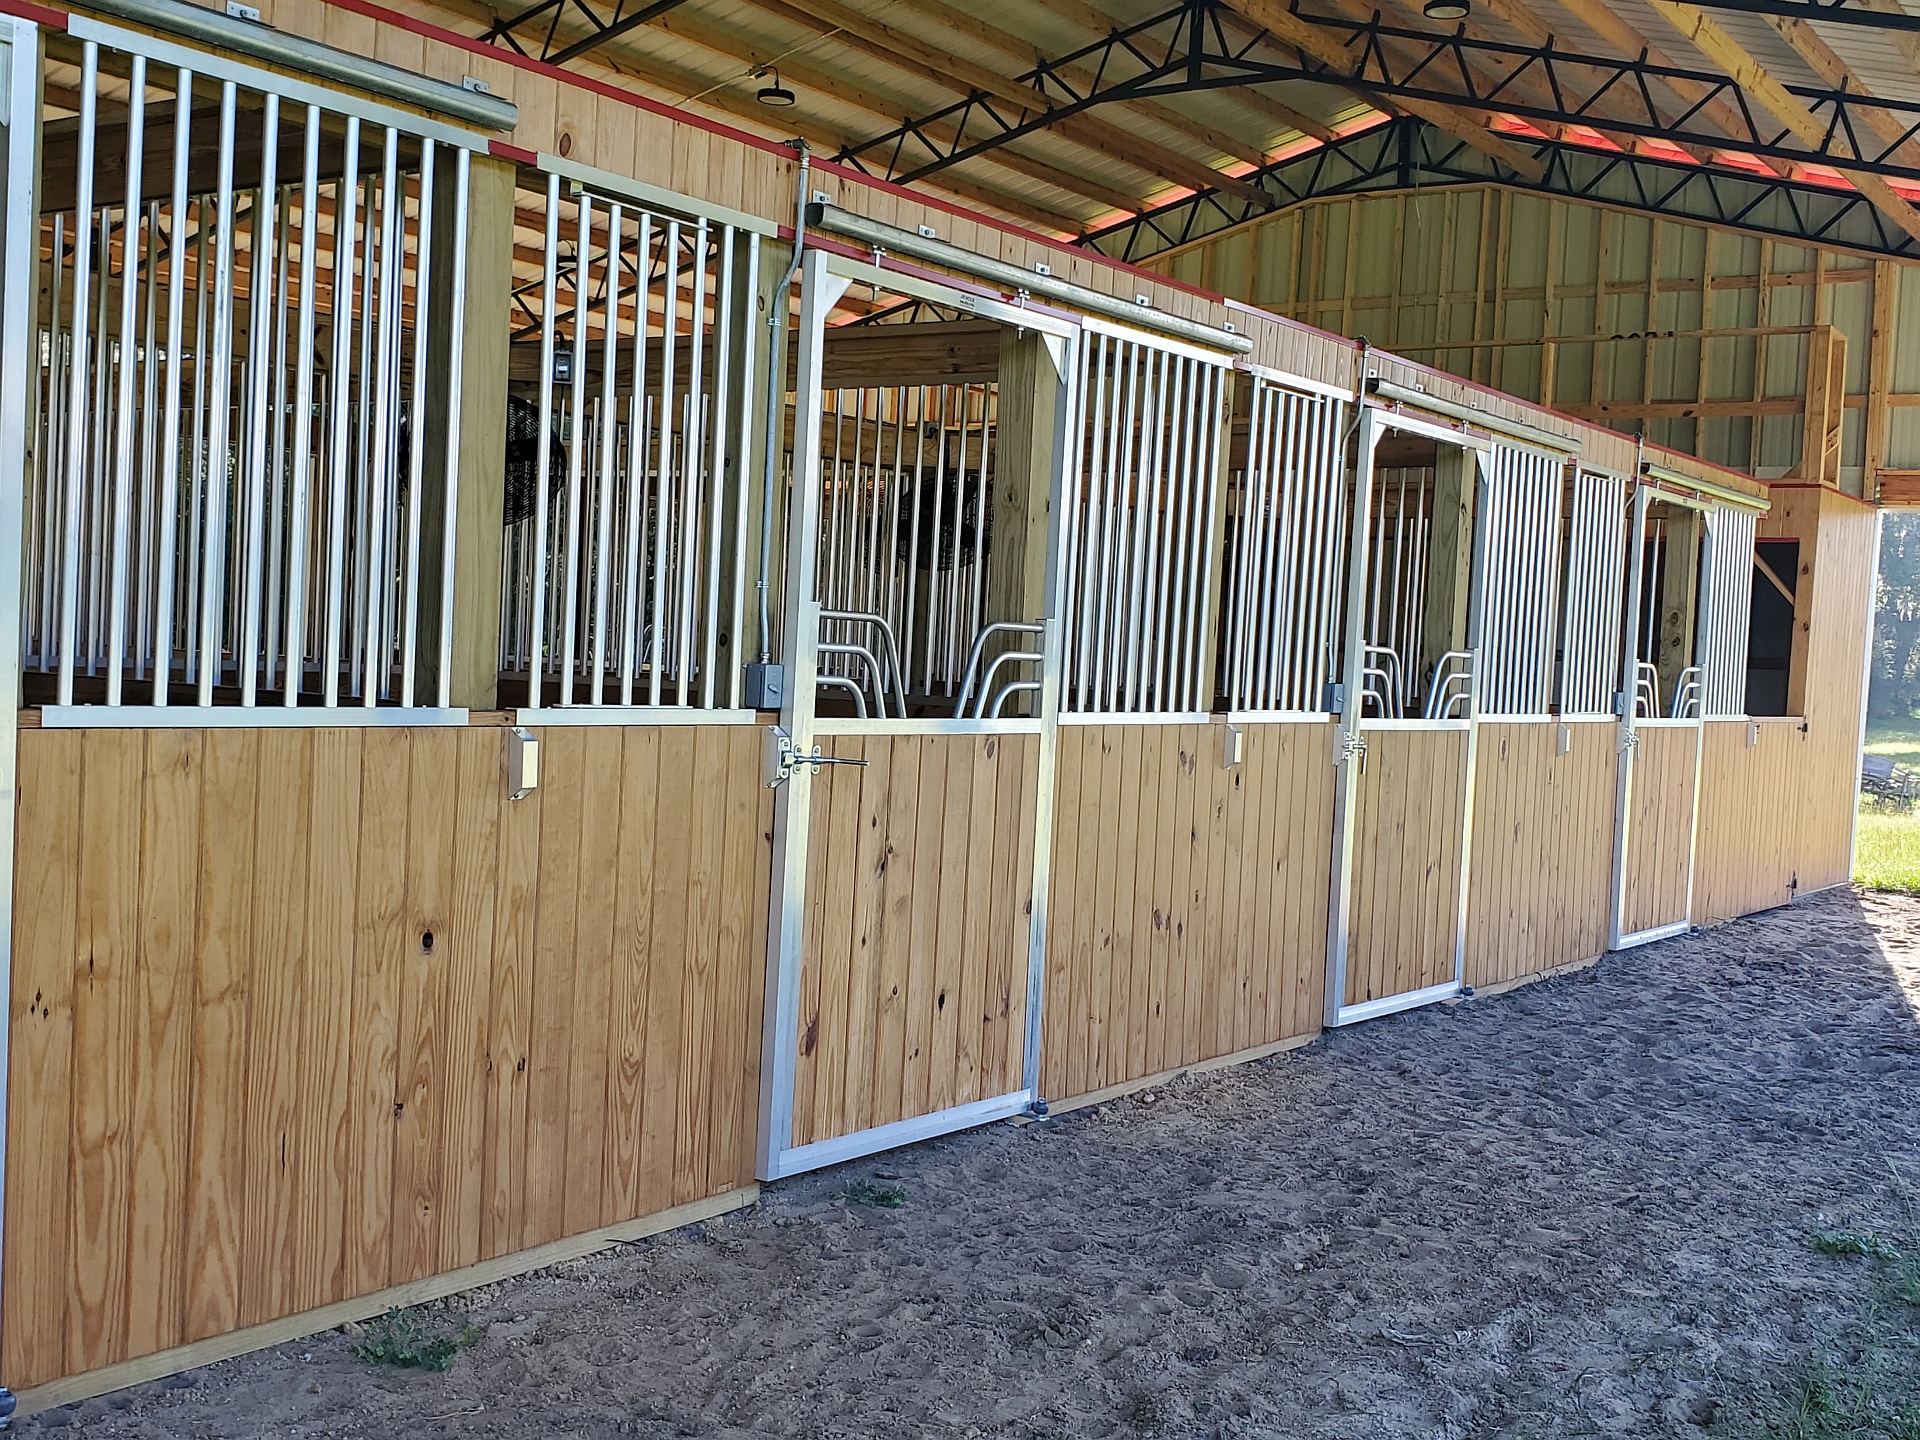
[1871, 512, 1920, 722]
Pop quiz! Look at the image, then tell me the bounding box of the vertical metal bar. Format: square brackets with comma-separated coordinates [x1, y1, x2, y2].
[403, 141, 437, 707]
[184, 201, 208, 685]
[704, 224, 735, 710]
[679, 218, 708, 707]
[262, 183, 291, 691]
[56, 44, 100, 707]
[195, 80, 239, 707]
[619, 210, 650, 706]
[650, 217, 678, 706]
[237, 93, 279, 706]
[358, 127, 398, 705]
[1188, 366, 1225, 713]
[729, 231, 759, 709]
[558, 189, 592, 705]
[40, 211, 65, 678]
[283, 104, 321, 708]
[134, 202, 160, 682]
[322, 118, 362, 706]
[591, 202, 621, 705]
[104, 56, 147, 705]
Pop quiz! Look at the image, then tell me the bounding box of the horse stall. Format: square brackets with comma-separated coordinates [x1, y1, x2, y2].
[0, 0, 1886, 1417]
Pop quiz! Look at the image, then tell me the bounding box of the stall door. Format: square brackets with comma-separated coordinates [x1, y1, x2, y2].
[1610, 491, 1758, 946]
[756, 250, 1073, 1178]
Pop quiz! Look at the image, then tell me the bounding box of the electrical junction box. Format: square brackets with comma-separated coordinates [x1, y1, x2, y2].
[744, 662, 786, 711]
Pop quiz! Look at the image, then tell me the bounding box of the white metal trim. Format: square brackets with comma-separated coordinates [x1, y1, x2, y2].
[0, 20, 43, 1410]
[1332, 980, 1463, 1027]
[41, 705, 472, 728]
[1614, 919, 1691, 949]
[542, 152, 779, 237]
[66, 16, 492, 150]
[1226, 709, 1337, 725]
[812, 716, 1042, 736]
[1079, 312, 1236, 368]
[818, 250, 1080, 340]
[515, 706, 761, 727]
[762, 1089, 1035, 1180]
[1234, 359, 1351, 401]
[1357, 717, 1473, 732]
[1057, 710, 1215, 726]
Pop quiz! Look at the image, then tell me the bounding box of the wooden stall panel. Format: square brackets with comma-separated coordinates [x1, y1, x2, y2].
[1465, 720, 1617, 990]
[790, 733, 1038, 1151]
[3, 724, 773, 1391]
[1041, 722, 1336, 1106]
[1621, 723, 1701, 937]
[1345, 727, 1468, 1009]
[1693, 720, 1810, 924]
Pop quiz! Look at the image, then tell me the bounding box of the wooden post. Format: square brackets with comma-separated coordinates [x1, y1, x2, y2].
[1656, 505, 1701, 709]
[1866, 261, 1894, 501]
[987, 326, 1056, 631]
[1794, 323, 1846, 490]
[419, 151, 513, 711]
[1421, 443, 1476, 693]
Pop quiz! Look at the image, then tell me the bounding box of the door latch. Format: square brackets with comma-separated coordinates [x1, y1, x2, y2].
[1339, 731, 1368, 774]
[764, 726, 870, 788]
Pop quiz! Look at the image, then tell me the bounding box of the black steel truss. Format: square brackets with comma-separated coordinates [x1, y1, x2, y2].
[1681, 0, 1920, 33]
[483, 0, 690, 66]
[829, 0, 1920, 195]
[1079, 115, 1920, 263]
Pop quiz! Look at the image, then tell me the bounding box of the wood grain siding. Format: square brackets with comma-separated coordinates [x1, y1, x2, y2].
[1693, 720, 1808, 923]
[1345, 727, 1468, 1008]
[1620, 723, 1701, 936]
[790, 733, 1038, 1150]
[1693, 490, 1878, 919]
[1042, 722, 1335, 1105]
[1465, 720, 1616, 990]
[4, 724, 771, 1391]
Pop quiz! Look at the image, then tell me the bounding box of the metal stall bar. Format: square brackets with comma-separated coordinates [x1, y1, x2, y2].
[35, 19, 495, 725]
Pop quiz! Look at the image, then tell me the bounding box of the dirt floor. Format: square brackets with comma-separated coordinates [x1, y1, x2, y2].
[21, 888, 1920, 1439]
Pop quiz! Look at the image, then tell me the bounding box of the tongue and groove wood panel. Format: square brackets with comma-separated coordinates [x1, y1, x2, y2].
[3, 723, 771, 1392]
[788, 731, 1039, 1151]
[1344, 727, 1468, 1009]
[1041, 721, 1336, 1106]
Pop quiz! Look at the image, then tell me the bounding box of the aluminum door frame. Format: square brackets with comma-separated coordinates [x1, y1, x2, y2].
[1608, 480, 1707, 949]
[1324, 403, 1491, 1027]
[755, 248, 1078, 1180]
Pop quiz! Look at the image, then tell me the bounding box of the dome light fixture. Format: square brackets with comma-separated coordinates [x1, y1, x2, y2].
[1423, 0, 1471, 17]
[756, 66, 796, 106]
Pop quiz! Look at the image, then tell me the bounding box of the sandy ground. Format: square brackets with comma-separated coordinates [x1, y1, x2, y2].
[22, 887, 1920, 1439]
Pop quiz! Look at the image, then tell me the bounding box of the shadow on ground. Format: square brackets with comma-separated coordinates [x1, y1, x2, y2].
[27, 889, 1920, 1439]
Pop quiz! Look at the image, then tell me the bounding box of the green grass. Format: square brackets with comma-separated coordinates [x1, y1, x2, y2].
[352, 1307, 481, 1372]
[1856, 722, 1920, 894]
[842, 1178, 906, 1209]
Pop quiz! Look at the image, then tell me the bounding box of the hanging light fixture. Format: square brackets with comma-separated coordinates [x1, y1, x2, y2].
[1423, 0, 1471, 17]
[756, 66, 796, 106]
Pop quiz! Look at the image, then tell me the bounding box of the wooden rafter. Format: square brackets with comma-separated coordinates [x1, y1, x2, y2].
[636, 8, 1145, 214]
[1545, 0, 1793, 177]
[1644, 0, 1920, 246]
[1759, 14, 1920, 172]
[443, 0, 1095, 231]
[758, 0, 1274, 204]
[1223, 0, 1547, 180]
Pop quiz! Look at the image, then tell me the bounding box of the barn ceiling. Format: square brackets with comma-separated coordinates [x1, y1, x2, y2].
[428, 0, 1920, 260]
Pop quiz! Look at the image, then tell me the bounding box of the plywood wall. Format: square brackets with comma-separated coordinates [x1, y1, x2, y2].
[1344, 727, 1467, 1008]
[1465, 719, 1616, 990]
[790, 732, 1037, 1150]
[4, 723, 770, 1390]
[1041, 721, 1334, 1104]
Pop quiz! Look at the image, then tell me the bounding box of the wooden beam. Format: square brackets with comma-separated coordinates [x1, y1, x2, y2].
[759, 0, 1276, 204]
[1876, 469, 1920, 507]
[1758, 14, 1920, 171]
[1224, 0, 1548, 181]
[897, 0, 1339, 157]
[1547, 0, 1796, 177]
[428, 0, 1096, 233]
[636, 10, 1144, 215]
[1644, 0, 1920, 247]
